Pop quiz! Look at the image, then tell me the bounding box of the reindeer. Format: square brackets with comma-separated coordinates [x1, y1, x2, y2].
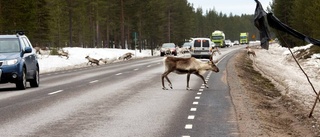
[85, 55, 100, 66]
[99, 58, 108, 64]
[119, 52, 134, 60]
[34, 47, 50, 58]
[58, 49, 69, 59]
[161, 56, 219, 90]
[246, 46, 256, 57]
[211, 46, 221, 56]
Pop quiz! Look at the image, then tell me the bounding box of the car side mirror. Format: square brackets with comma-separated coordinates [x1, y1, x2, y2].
[24, 47, 32, 53]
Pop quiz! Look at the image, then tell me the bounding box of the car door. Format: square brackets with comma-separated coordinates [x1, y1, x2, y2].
[21, 37, 36, 77]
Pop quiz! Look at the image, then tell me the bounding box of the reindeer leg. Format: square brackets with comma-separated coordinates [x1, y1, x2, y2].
[162, 71, 172, 90]
[194, 73, 209, 88]
[161, 74, 169, 90]
[186, 73, 191, 90]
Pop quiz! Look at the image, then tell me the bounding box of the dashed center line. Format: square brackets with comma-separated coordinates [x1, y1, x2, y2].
[190, 108, 197, 111]
[188, 115, 195, 119]
[48, 90, 63, 95]
[185, 124, 193, 129]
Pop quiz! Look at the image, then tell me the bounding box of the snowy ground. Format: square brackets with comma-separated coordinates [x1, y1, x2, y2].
[37, 48, 157, 73]
[252, 42, 320, 119]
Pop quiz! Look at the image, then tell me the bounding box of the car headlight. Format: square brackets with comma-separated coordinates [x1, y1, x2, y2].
[3, 59, 18, 65]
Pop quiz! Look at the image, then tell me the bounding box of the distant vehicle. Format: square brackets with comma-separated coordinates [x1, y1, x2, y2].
[240, 32, 249, 44]
[181, 42, 192, 53]
[0, 32, 39, 90]
[224, 39, 232, 47]
[210, 30, 226, 48]
[190, 38, 215, 59]
[160, 43, 177, 56]
[233, 40, 239, 45]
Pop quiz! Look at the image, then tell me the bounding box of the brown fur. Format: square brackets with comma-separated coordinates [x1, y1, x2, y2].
[211, 47, 221, 56]
[161, 56, 219, 90]
[119, 52, 134, 60]
[85, 56, 99, 66]
[58, 49, 69, 59]
[246, 46, 256, 57]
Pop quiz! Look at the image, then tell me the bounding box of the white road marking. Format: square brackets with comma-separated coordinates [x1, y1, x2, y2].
[199, 89, 203, 91]
[48, 90, 63, 95]
[182, 136, 190, 137]
[190, 108, 197, 111]
[115, 73, 122, 76]
[134, 68, 139, 71]
[193, 102, 199, 105]
[197, 92, 202, 95]
[188, 115, 195, 119]
[200, 85, 205, 89]
[89, 80, 99, 83]
[195, 96, 200, 99]
[185, 124, 193, 129]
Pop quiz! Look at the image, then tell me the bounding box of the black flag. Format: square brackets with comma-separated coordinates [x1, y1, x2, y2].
[266, 13, 320, 46]
[254, 0, 271, 50]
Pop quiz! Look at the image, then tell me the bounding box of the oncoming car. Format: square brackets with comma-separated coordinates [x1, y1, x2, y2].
[190, 38, 215, 59]
[0, 32, 39, 90]
[160, 43, 177, 56]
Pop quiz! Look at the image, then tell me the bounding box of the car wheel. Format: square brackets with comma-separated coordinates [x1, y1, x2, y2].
[30, 69, 39, 87]
[16, 68, 27, 90]
[174, 52, 177, 56]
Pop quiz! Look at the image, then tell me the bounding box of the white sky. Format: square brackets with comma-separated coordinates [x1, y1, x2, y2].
[187, 0, 273, 16]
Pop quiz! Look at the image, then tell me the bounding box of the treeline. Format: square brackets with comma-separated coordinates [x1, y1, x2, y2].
[272, 0, 320, 46]
[0, 0, 259, 49]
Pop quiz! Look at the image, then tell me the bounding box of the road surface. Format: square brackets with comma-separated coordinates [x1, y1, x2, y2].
[0, 46, 243, 137]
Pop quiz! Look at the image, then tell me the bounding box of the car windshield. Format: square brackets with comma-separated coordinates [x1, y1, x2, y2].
[162, 43, 175, 48]
[0, 38, 20, 53]
[212, 36, 223, 40]
[182, 42, 191, 48]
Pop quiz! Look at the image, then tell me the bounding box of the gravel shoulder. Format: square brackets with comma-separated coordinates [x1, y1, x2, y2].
[227, 50, 320, 137]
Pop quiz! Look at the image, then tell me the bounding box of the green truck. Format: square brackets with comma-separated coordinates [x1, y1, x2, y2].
[240, 32, 249, 44]
[210, 30, 225, 48]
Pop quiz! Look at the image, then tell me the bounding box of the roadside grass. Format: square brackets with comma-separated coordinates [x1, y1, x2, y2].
[295, 45, 320, 59]
[235, 51, 320, 136]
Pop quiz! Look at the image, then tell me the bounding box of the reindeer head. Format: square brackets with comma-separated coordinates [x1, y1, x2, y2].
[208, 57, 219, 72]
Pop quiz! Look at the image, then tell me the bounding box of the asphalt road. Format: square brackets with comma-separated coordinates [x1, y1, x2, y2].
[0, 46, 243, 137]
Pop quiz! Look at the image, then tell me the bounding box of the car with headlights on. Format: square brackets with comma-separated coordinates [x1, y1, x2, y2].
[0, 32, 39, 90]
[160, 43, 177, 56]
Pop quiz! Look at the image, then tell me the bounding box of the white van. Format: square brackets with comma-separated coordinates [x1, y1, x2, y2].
[190, 38, 215, 59]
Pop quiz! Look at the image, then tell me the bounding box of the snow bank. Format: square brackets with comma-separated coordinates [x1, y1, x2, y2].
[38, 48, 156, 73]
[254, 43, 320, 119]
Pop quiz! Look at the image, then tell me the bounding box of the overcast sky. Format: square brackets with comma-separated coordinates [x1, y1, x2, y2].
[187, 0, 273, 16]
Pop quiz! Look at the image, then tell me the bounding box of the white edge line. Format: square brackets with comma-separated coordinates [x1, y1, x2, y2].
[89, 80, 99, 83]
[115, 73, 122, 76]
[48, 90, 63, 95]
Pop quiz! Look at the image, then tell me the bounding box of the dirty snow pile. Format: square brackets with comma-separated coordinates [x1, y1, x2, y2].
[37, 48, 156, 74]
[253, 42, 320, 119]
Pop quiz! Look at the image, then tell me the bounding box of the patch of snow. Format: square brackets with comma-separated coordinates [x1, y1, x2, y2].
[38, 47, 157, 73]
[254, 43, 320, 119]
